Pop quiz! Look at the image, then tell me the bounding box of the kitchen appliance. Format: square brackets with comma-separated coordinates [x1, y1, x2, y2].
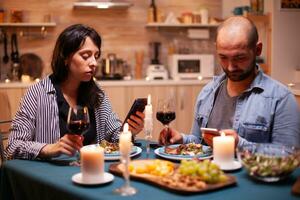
[146, 42, 168, 80]
[168, 54, 214, 80]
[98, 53, 123, 80]
[146, 65, 168, 80]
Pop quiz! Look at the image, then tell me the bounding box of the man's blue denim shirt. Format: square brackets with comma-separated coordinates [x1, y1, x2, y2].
[183, 67, 300, 148]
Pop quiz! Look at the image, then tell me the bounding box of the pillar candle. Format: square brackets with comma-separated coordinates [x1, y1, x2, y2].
[213, 132, 235, 167]
[119, 123, 132, 155]
[80, 145, 104, 182]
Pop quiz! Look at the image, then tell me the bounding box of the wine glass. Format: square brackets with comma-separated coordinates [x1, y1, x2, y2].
[67, 105, 90, 166]
[114, 125, 137, 196]
[156, 97, 176, 146]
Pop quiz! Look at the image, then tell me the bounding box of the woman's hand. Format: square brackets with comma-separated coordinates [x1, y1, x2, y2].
[158, 127, 183, 145]
[127, 111, 145, 136]
[39, 134, 83, 158]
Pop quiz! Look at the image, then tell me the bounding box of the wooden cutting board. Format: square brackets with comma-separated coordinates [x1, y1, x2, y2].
[109, 160, 237, 194]
[292, 177, 300, 196]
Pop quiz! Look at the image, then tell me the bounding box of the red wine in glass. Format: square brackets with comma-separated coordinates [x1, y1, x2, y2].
[156, 98, 176, 145]
[156, 111, 176, 125]
[67, 106, 90, 166]
[68, 120, 89, 135]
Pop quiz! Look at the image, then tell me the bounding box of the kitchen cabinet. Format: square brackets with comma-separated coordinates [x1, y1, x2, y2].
[146, 23, 219, 28]
[295, 95, 300, 107]
[0, 80, 207, 141]
[246, 13, 272, 75]
[101, 84, 204, 140]
[0, 22, 56, 27]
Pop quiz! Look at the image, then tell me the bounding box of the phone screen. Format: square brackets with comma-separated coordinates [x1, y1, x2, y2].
[122, 98, 147, 128]
[200, 128, 220, 136]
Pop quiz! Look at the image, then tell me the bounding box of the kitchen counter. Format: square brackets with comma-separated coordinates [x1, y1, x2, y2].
[289, 83, 300, 96]
[0, 79, 211, 89]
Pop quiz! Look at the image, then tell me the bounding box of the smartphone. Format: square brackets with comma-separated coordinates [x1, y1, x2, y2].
[122, 98, 147, 128]
[200, 128, 220, 136]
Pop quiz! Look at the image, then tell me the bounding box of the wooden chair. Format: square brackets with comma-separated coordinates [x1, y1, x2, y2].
[0, 92, 12, 165]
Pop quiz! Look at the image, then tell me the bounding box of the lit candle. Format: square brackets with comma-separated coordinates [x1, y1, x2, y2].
[80, 145, 104, 182]
[145, 94, 152, 119]
[213, 132, 235, 168]
[21, 75, 31, 83]
[119, 123, 132, 156]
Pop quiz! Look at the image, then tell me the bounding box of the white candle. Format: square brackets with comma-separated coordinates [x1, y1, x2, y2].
[80, 145, 104, 182]
[21, 75, 31, 83]
[145, 94, 153, 140]
[213, 132, 235, 167]
[145, 94, 152, 119]
[119, 123, 132, 156]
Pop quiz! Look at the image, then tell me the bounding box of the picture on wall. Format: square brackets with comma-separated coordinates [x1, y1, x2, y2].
[280, 0, 300, 10]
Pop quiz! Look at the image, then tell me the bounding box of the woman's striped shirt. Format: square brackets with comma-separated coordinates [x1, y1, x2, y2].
[5, 76, 121, 160]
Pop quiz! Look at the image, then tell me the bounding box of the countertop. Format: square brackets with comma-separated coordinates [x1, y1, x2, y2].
[289, 83, 300, 96]
[1, 79, 299, 96]
[0, 79, 211, 89]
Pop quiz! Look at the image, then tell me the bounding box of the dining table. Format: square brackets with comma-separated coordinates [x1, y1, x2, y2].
[0, 140, 299, 200]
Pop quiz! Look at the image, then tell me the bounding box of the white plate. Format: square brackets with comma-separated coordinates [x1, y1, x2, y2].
[105, 146, 142, 161]
[154, 145, 213, 161]
[212, 160, 242, 171]
[72, 172, 114, 185]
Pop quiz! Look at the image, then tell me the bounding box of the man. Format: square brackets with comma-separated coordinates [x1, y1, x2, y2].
[159, 16, 300, 148]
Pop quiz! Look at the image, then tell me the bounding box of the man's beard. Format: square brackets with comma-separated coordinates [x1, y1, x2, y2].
[223, 61, 256, 82]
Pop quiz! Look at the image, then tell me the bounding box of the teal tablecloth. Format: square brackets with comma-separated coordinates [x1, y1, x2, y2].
[1, 141, 299, 200]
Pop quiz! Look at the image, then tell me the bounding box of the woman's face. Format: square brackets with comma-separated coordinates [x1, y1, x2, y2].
[66, 37, 100, 82]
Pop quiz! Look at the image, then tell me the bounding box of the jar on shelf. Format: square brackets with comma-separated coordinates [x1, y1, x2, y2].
[0, 9, 4, 23]
[181, 12, 193, 24]
[10, 9, 23, 23]
[193, 11, 201, 23]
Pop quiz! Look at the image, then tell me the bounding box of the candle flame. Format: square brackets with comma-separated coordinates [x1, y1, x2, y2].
[147, 94, 151, 105]
[220, 131, 226, 137]
[123, 123, 129, 133]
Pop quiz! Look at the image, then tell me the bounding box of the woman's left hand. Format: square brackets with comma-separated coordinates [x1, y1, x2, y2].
[127, 111, 145, 136]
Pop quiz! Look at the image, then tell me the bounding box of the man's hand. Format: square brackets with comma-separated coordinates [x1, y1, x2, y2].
[127, 111, 145, 136]
[158, 127, 183, 145]
[39, 134, 83, 158]
[203, 129, 239, 147]
[221, 129, 239, 147]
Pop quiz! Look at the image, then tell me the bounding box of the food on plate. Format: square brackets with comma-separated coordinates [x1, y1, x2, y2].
[128, 159, 227, 190]
[241, 151, 299, 178]
[177, 160, 228, 184]
[162, 159, 228, 189]
[129, 159, 175, 177]
[99, 140, 119, 153]
[165, 143, 204, 156]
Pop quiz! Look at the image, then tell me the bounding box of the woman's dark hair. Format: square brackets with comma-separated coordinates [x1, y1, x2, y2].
[51, 24, 104, 108]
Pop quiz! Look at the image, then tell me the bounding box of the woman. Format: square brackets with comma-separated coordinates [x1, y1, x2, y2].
[5, 24, 144, 160]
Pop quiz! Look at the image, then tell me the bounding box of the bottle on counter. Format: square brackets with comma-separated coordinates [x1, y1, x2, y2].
[148, 0, 157, 23]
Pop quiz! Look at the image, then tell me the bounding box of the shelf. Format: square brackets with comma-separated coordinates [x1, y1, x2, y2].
[146, 23, 219, 28]
[246, 14, 269, 24]
[0, 22, 56, 28]
[73, 1, 133, 9]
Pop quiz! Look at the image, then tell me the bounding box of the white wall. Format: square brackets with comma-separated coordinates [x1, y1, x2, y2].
[271, 0, 300, 83]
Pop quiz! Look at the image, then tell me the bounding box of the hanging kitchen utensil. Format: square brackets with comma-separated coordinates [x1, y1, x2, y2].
[11, 33, 19, 63]
[10, 33, 21, 81]
[2, 32, 9, 64]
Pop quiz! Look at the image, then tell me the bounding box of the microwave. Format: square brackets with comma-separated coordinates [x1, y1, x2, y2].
[168, 54, 214, 80]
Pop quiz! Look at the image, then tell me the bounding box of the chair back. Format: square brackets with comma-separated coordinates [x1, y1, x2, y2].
[0, 92, 12, 165]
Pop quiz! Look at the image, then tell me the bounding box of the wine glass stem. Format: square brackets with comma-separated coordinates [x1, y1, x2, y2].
[123, 155, 130, 188]
[164, 125, 169, 146]
[146, 139, 150, 159]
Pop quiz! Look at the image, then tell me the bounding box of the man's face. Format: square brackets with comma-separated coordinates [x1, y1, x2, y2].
[216, 36, 258, 82]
